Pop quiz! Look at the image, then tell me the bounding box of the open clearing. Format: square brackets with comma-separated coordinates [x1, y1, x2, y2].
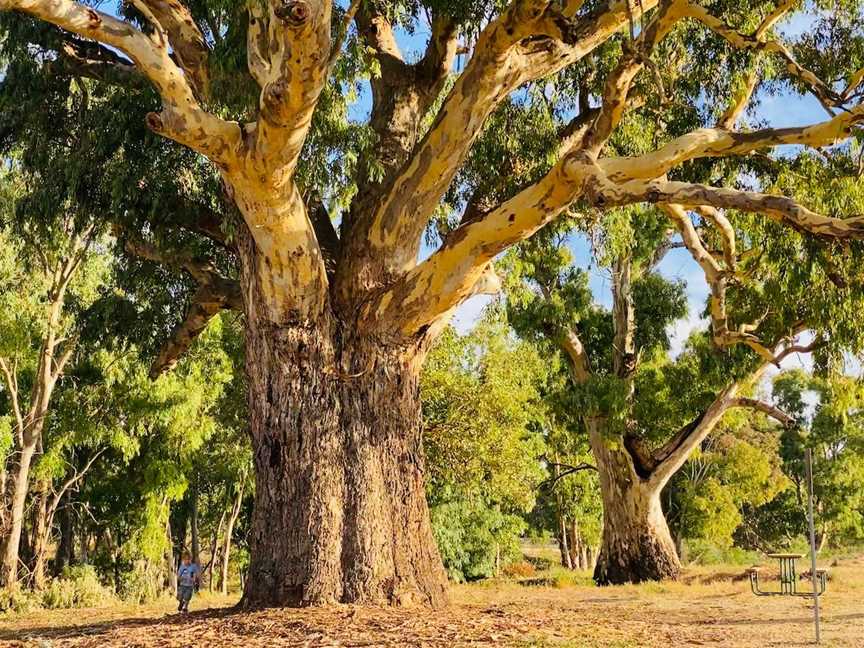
[2, 560, 862, 647]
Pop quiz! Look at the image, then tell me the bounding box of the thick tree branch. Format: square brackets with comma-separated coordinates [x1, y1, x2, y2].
[647, 383, 738, 489]
[249, 0, 332, 175]
[590, 177, 864, 240]
[149, 279, 242, 377]
[648, 330, 815, 488]
[611, 254, 636, 384]
[729, 398, 795, 426]
[1, 0, 240, 160]
[137, 0, 210, 97]
[559, 327, 592, 384]
[600, 110, 864, 183]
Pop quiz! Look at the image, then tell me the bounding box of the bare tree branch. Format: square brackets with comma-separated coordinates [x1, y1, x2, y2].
[559, 327, 592, 384]
[600, 110, 864, 183]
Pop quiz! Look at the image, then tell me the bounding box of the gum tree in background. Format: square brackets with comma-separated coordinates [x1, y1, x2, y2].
[0, 220, 98, 588]
[4, 0, 864, 603]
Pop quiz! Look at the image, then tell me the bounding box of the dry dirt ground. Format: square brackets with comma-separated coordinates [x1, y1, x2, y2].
[2, 559, 863, 647]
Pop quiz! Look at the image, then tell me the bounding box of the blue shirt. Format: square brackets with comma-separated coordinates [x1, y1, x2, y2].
[178, 562, 200, 588]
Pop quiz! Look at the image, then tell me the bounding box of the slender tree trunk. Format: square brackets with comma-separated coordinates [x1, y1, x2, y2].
[165, 518, 177, 594]
[209, 511, 225, 593]
[1, 441, 37, 587]
[190, 484, 200, 565]
[79, 530, 89, 564]
[239, 308, 447, 608]
[0, 464, 8, 537]
[219, 484, 243, 595]
[553, 458, 572, 569]
[558, 514, 572, 569]
[56, 491, 74, 574]
[568, 520, 583, 570]
[590, 424, 680, 585]
[816, 527, 829, 554]
[30, 480, 51, 589]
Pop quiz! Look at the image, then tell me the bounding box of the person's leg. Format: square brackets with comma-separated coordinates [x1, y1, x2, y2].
[180, 586, 192, 612]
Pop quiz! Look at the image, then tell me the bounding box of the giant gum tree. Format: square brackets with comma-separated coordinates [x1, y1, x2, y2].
[4, 0, 864, 606]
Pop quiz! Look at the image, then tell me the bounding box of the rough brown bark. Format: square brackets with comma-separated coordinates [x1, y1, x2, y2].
[589, 425, 680, 585]
[239, 295, 447, 607]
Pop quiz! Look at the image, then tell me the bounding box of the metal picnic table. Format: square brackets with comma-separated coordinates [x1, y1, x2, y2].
[747, 553, 827, 597]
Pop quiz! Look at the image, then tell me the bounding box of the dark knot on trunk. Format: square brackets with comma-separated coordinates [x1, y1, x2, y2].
[275, 0, 310, 26]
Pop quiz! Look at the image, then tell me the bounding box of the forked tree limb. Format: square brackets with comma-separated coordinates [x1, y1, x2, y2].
[365, 151, 590, 335]
[362, 0, 660, 276]
[682, 1, 843, 113]
[249, 0, 333, 175]
[648, 332, 814, 488]
[136, 0, 211, 97]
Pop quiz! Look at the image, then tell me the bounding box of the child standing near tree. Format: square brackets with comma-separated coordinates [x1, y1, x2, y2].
[177, 551, 201, 613]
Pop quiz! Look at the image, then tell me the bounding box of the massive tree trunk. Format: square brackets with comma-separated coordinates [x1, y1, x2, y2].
[589, 423, 681, 585]
[239, 295, 447, 608]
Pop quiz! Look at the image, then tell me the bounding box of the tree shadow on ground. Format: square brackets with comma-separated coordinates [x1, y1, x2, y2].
[671, 612, 864, 627]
